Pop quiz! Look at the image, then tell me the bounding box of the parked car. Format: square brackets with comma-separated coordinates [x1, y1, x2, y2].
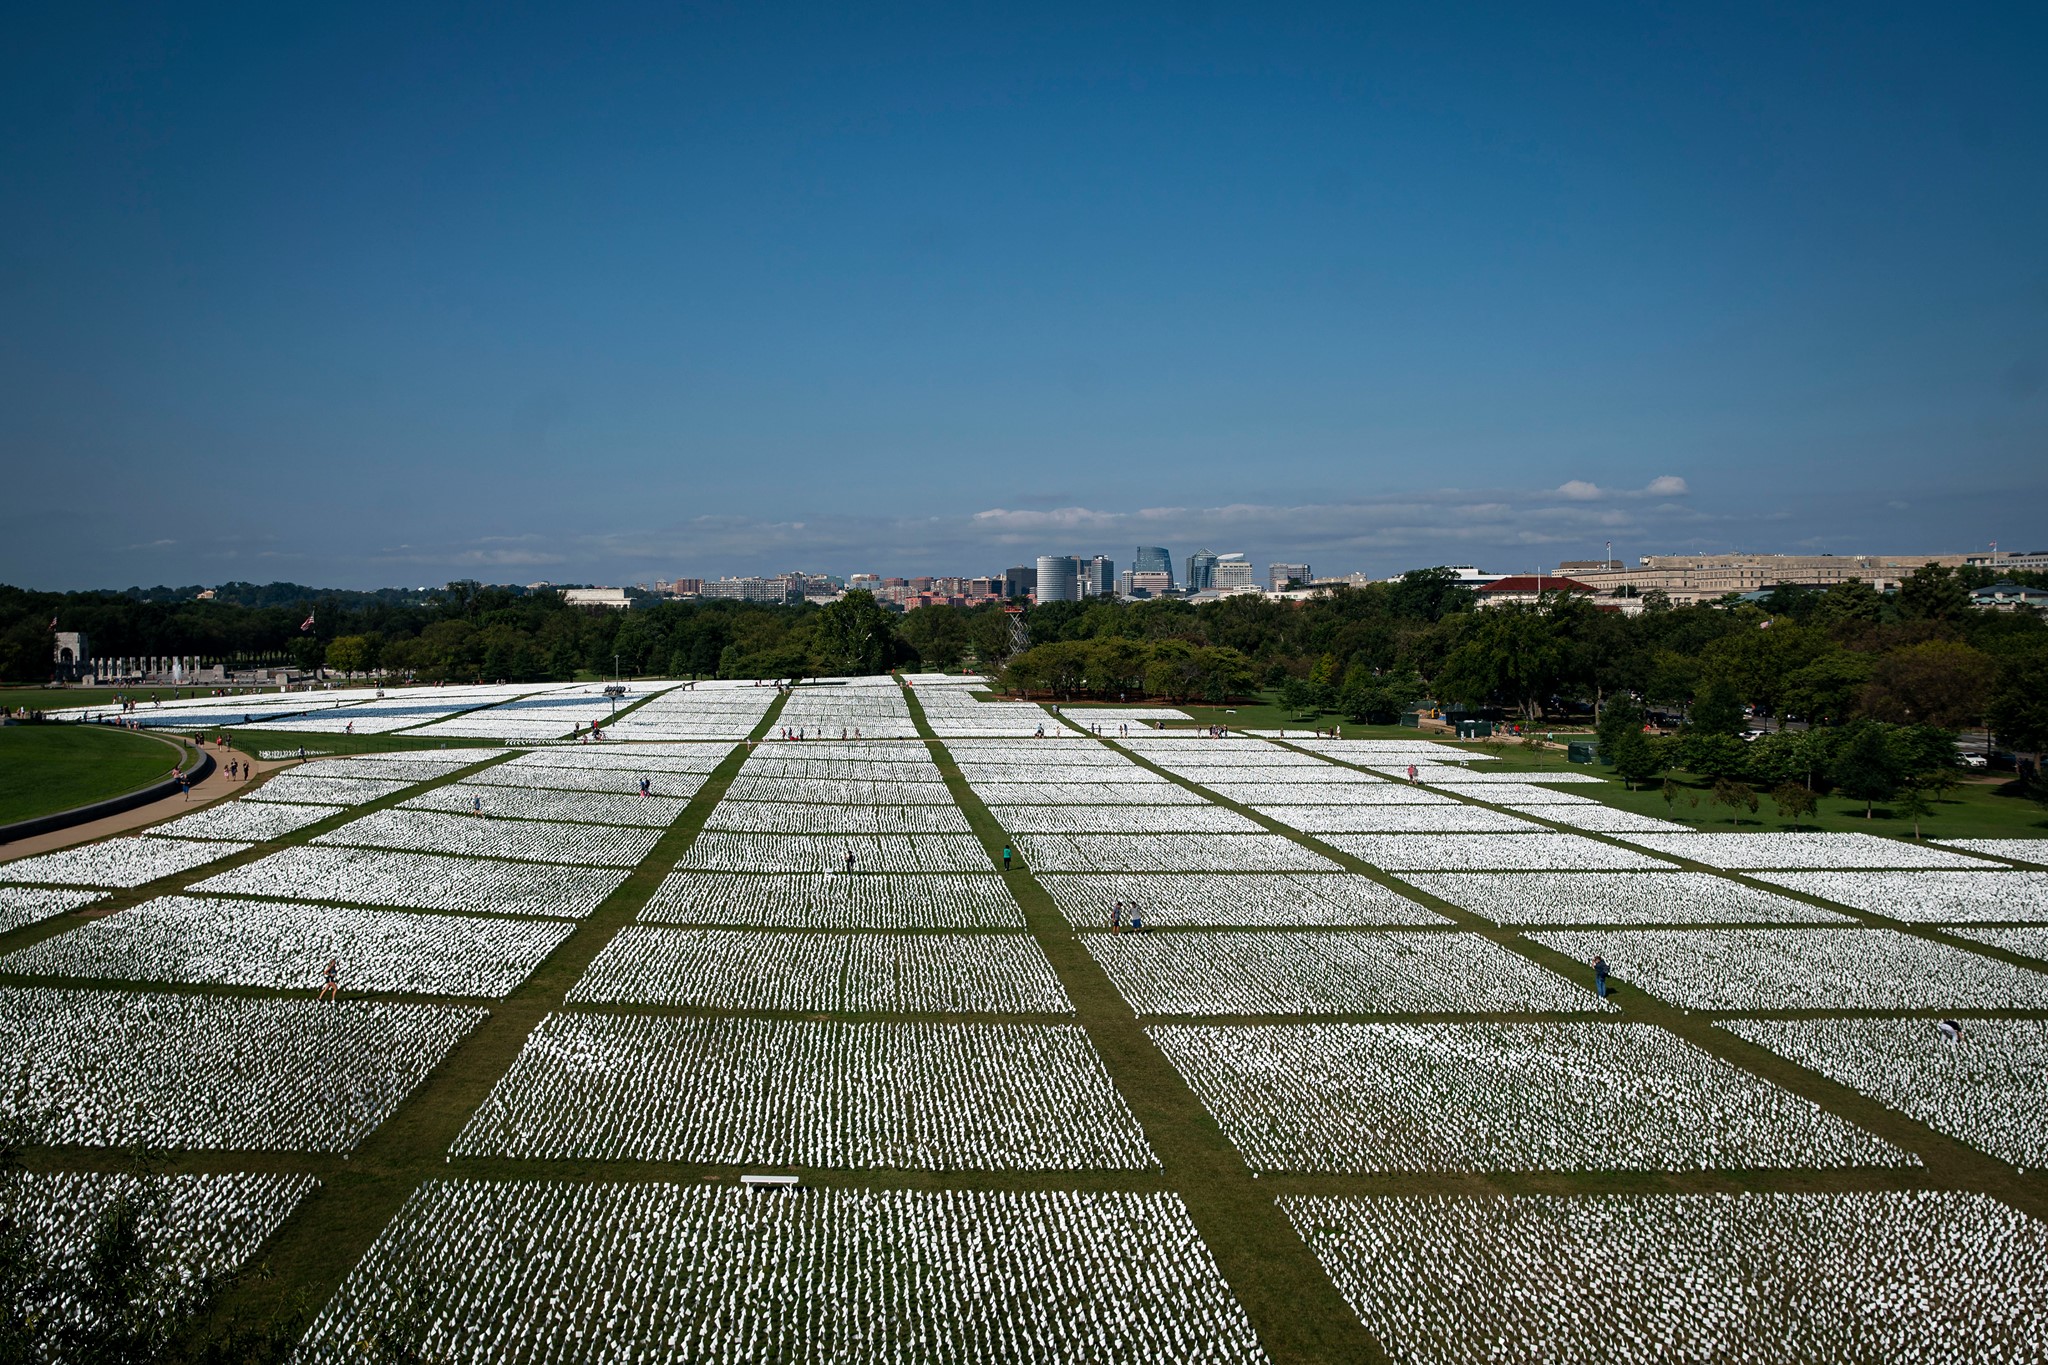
[1957, 753, 1988, 770]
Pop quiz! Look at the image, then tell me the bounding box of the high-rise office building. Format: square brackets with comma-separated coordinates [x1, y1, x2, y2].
[1134, 546, 1174, 587]
[1185, 549, 1219, 593]
[1084, 555, 1115, 597]
[1003, 565, 1037, 600]
[1211, 554, 1255, 590]
[1034, 555, 1081, 603]
[1270, 562, 1311, 591]
[1121, 570, 1172, 598]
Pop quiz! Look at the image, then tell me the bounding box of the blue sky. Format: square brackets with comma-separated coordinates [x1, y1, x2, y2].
[3, 2, 2044, 589]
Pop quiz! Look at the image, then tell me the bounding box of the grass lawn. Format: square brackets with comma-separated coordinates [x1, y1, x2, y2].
[4, 687, 138, 713]
[1374, 737, 2048, 841]
[0, 724, 183, 825]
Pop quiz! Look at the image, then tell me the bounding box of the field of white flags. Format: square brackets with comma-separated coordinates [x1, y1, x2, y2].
[298, 1183, 1267, 1365]
[1412, 780, 1600, 805]
[913, 682, 1056, 737]
[1151, 1022, 1906, 1172]
[1323, 832, 1676, 872]
[1011, 832, 1338, 872]
[1285, 1190, 2048, 1365]
[1721, 1018, 2048, 1168]
[402, 781, 692, 826]
[640, 870, 1024, 929]
[725, 771, 958, 804]
[602, 680, 778, 741]
[682, 831, 991, 874]
[11, 684, 2048, 1364]
[707, 800, 972, 834]
[1399, 871, 1853, 925]
[141, 798, 345, 842]
[8, 1172, 319, 1333]
[1750, 870, 2048, 922]
[0, 987, 483, 1150]
[988, 802, 1263, 833]
[243, 771, 421, 805]
[1501, 802, 1690, 834]
[1529, 927, 2048, 1011]
[1255, 803, 1543, 834]
[1365, 765, 1604, 786]
[1037, 871, 1445, 928]
[1619, 830, 1995, 870]
[1937, 838, 2048, 867]
[453, 1015, 1152, 1168]
[0, 885, 107, 933]
[312, 807, 661, 866]
[1, 895, 573, 997]
[193, 845, 626, 917]
[568, 927, 1070, 1013]
[1953, 925, 2048, 964]
[772, 679, 921, 739]
[1197, 778, 1457, 806]
[1084, 930, 1607, 1015]
[0, 835, 252, 888]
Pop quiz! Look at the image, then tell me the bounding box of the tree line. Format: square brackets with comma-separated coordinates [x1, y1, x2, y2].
[3, 563, 2044, 757]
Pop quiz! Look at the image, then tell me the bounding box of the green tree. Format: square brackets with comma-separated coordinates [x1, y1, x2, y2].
[1435, 606, 1564, 725]
[1307, 652, 1341, 708]
[812, 590, 894, 676]
[1771, 780, 1817, 827]
[1779, 648, 1871, 724]
[1709, 776, 1760, 823]
[1894, 781, 1934, 838]
[1144, 640, 1204, 703]
[1687, 678, 1745, 735]
[1987, 641, 2048, 773]
[893, 605, 969, 671]
[1896, 562, 1971, 623]
[1831, 722, 1905, 818]
[1340, 667, 1424, 725]
[1860, 640, 1996, 727]
[1192, 646, 1257, 704]
[1086, 637, 1152, 699]
[322, 633, 379, 677]
[1279, 676, 1323, 719]
[1812, 578, 1883, 630]
[1609, 729, 1664, 790]
[1384, 568, 1476, 623]
[1595, 693, 1647, 755]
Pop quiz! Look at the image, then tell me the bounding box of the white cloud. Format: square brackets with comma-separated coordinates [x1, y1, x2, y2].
[1645, 475, 1690, 496]
[1557, 480, 1605, 501]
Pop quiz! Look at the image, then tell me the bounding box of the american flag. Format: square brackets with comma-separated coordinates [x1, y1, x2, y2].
[48, 615, 57, 631]
[300, 611, 316, 632]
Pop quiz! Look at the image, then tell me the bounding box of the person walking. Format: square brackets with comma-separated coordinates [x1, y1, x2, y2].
[1592, 954, 1609, 999]
[1407, 764, 1418, 784]
[639, 776, 651, 798]
[844, 848, 856, 874]
[318, 956, 340, 1003]
[178, 773, 192, 801]
[1001, 844, 1013, 872]
[1110, 902, 1124, 931]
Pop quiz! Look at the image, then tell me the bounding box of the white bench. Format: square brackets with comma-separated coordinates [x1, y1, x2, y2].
[739, 1174, 800, 1190]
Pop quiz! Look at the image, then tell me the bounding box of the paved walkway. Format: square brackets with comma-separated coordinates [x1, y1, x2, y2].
[0, 741, 296, 861]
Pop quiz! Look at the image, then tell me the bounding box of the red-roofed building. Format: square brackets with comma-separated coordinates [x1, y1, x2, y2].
[1475, 574, 1601, 610]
